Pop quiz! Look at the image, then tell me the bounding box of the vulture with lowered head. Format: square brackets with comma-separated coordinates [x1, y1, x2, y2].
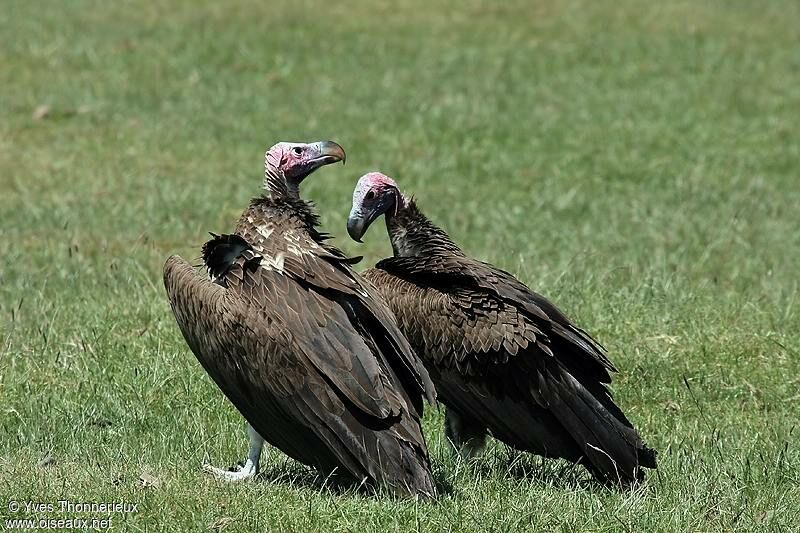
[163, 144, 437, 498]
[347, 172, 656, 486]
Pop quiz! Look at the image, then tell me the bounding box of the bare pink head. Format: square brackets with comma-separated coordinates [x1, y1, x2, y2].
[264, 140, 346, 196]
[347, 172, 403, 242]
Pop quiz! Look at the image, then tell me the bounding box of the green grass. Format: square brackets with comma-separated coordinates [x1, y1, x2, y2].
[2, 0, 799, 530]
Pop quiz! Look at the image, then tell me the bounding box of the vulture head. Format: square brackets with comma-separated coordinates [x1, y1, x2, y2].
[264, 140, 346, 196]
[347, 172, 403, 242]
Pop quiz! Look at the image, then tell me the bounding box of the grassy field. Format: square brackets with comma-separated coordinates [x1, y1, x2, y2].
[2, 0, 799, 530]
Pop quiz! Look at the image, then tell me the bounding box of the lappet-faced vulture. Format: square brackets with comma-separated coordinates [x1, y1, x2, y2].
[163, 145, 437, 497]
[347, 172, 656, 486]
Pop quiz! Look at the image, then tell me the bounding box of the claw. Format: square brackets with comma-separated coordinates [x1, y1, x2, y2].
[203, 459, 258, 482]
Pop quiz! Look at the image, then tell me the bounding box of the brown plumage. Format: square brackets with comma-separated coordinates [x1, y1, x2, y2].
[164, 144, 437, 497]
[348, 172, 656, 486]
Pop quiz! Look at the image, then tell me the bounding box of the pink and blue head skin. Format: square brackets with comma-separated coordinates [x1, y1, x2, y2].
[347, 172, 403, 242]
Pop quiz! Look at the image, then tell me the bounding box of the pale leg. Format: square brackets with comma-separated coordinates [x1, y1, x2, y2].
[203, 424, 265, 481]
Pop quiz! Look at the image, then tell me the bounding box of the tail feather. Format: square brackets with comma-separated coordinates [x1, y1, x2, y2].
[551, 368, 656, 484]
[373, 433, 437, 498]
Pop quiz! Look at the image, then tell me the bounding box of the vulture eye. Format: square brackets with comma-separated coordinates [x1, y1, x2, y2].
[365, 190, 375, 200]
[292, 147, 303, 155]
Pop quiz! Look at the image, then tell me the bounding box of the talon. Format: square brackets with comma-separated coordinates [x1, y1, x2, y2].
[202, 460, 258, 482]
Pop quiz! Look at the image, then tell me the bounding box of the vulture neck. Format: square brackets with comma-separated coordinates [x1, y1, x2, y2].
[264, 166, 300, 199]
[386, 197, 465, 258]
[249, 166, 323, 241]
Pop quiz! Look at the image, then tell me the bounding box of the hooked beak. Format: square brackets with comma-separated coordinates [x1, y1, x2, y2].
[347, 209, 368, 243]
[310, 140, 346, 167]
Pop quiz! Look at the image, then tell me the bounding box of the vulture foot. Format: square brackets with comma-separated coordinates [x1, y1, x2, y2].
[203, 460, 258, 482]
[203, 424, 265, 482]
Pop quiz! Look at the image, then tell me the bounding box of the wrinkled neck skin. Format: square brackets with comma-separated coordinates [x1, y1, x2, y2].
[385, 193, 464, 258]
[264, 166, 300, 199]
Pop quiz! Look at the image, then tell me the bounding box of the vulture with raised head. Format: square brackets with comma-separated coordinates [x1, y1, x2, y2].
[163, 144, 437, 498]
[347, 172, 656, 486]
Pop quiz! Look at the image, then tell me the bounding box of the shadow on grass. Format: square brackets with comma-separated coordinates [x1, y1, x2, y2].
[216, 458, 455, 500]
[443, 446, 652, 493]
[212, 446, 656, 501]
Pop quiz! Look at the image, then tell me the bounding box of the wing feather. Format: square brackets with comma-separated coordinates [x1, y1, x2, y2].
[375, 255, 615, 380]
